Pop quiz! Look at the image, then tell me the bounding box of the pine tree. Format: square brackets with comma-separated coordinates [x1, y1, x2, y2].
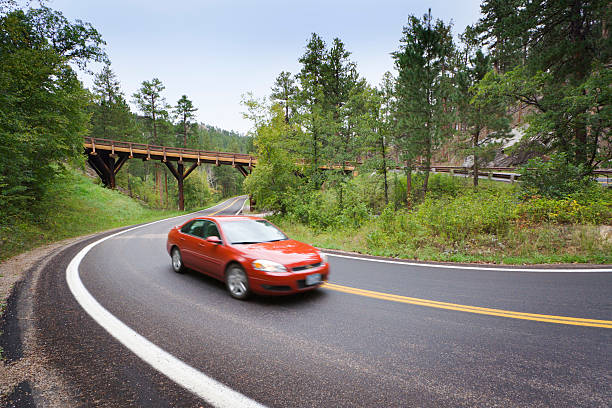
[270, 71, 297, 123]
[393, 9, 456, 198]
[132, 78, 169, 145]
[456, 31, 511, 186]
[91, 64, 135, 140]
[477, 0, 612, 170]
[174, 95, 197, 148]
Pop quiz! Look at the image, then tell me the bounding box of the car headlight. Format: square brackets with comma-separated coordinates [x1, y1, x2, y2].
[319, 252, 328, 264]
[252, 259, 287, 273]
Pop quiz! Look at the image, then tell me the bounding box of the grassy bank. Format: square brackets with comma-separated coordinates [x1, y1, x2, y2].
[269, 174, 612, 265]
[0, 170, 188, 261]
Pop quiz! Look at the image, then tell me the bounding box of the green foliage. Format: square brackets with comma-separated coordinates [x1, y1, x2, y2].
[519, 153, 595, 198]
[174, 95, 198, 147]
[517, 197, 611, 225]
[132, 78, 170, 144]
[243, 104, 302, 213]
[476, 0, 611, 169]
[183, 169, 212, 210]
[90, 63, 137, 141]
[0, 169, 185, 261]
[276, 183, 370, 231]
[392, 10, 456, 195]
[0, 6, 105, 218]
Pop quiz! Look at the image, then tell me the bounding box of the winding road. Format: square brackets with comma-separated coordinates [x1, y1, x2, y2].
[30, 196, 612, 407]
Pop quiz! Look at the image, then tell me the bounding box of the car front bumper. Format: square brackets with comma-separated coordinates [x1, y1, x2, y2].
[248, 264, 330, 295]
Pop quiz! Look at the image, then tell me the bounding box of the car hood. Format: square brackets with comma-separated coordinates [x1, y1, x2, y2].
[234, 239, 321, 266]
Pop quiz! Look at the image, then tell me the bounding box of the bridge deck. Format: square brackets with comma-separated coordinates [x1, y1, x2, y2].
[84, 137, 257, 167]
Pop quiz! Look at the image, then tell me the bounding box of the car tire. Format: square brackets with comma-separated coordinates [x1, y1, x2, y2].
[226, 264, 250, 300]
[171, 247, 186, 274]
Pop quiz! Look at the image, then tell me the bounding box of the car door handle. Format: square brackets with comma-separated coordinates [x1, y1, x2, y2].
[198, 243, 206, 247]
[179, 237, 185, 241]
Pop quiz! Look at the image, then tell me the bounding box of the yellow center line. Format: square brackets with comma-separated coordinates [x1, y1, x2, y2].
[207, 197, 242, 216]
[322, 283, 612, 328]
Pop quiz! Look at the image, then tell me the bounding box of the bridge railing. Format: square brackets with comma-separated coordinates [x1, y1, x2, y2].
[83, 136, 256, 162]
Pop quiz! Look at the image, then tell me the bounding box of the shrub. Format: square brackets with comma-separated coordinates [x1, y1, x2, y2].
[519, 153, 595, 198]
[517, 197, 611, 224]
[411, 191, 517, 242]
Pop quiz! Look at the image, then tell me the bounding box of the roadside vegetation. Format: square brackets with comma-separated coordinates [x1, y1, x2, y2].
[0, 169, 191, 262]
[269, 172, 611, 264]
[242, 1, 611, 265]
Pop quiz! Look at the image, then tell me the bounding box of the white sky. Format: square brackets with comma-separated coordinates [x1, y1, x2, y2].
[45, 0, 483, 134]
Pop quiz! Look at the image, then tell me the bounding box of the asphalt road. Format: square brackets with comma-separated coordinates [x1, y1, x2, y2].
[31, 196, 612, 407]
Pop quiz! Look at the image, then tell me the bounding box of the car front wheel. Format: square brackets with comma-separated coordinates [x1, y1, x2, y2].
[226, 265, 250, 300]
[171, 247, 185, 274]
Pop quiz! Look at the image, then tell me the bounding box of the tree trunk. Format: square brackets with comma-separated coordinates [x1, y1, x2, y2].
[165, 170, 168, 208]
[422, 137, 432, 197]
[178, 162, 184, 211]
[406, 166, 412, 208]
[381, 134, 388, 205]
[473, 129, 479, 187]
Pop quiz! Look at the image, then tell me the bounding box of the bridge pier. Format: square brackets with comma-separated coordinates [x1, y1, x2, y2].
[86, 151, 129, 189]
[164, 161, 199, 210]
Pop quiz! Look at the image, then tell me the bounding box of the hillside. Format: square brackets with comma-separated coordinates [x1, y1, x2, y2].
[0, 169, 186, 262]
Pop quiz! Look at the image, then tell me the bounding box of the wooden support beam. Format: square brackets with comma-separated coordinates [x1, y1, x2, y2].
[164, 161, 186, 210]
[235, 165, 249, 177]
[183, 162, 199, 179]
[87, 155, 105, 181]
[114, 154, 129, 175]
[164, 161, 180, 180]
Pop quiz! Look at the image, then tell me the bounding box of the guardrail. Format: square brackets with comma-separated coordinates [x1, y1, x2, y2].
[426, 165, 612, 185]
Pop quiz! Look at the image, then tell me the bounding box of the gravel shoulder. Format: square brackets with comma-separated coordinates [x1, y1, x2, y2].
[0, 233, 110, 407]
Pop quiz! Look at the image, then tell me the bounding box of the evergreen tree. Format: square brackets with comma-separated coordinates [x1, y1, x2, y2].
[90, 64, 135, 140]
[270, 71, 297, 123]
[174, 95, 197, 148]
[392, 9, 456, 198]
[296, 33, 328, 175]
[132, 78, 169, 145]
[456, 36, 511, 186]
[477, 0, 612, 170]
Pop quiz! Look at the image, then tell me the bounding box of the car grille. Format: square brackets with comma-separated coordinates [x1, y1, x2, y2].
[291, 262, 322, 272]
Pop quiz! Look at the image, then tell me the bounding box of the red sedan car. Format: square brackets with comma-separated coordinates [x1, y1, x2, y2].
[166, 216, 329, 299]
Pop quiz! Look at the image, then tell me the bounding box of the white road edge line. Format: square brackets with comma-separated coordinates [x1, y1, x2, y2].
[65, 201, 267, 408]
[323, 253, 612, 273]
[235, 196, 247, 215]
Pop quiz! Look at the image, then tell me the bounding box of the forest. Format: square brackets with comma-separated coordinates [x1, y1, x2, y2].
[0, 0, 610, 263]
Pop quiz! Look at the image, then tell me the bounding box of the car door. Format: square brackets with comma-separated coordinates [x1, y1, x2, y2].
[192, 220, 224, 278]
[179, 219, 207, 271]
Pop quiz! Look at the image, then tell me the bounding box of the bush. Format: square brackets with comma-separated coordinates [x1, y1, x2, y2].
[410, 191, 517, 242]
[517, 197, 611, 224]
[519, 153, 595, 198]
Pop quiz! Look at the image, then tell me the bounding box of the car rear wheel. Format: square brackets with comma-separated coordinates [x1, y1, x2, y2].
[171, 248, 185, 274]
[226, 265, 250, 300]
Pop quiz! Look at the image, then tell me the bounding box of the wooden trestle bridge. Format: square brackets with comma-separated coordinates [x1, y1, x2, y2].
[84, 137, 611, 211]
[84, 137, 261, 210]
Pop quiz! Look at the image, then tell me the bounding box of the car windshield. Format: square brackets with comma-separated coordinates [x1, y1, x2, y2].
[220, 219, 288, 245]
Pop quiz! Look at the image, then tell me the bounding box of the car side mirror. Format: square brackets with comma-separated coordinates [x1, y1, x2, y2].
[206, 236, 221, 245]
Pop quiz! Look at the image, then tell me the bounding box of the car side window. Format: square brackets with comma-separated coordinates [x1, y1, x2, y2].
[204, 220, 221, 239]
[180, 221, 194, 233]
[184, 220, 206, 238]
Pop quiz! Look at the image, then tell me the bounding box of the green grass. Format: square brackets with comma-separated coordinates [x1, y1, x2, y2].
[269, 173, 612, 265]
[276, 219, 612, 264]
[0, 170, 189, 261]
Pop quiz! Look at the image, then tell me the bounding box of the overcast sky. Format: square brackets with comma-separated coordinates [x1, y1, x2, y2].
[46, 0, 483, 134]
